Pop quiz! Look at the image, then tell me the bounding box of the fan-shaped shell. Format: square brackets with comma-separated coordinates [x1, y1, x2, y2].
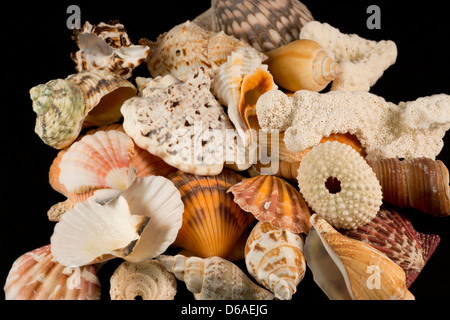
[211, 46, 276, 146]
[265, 39, 341, 92]
[58, 129, 136, 196]
[30, 79, 86, 149]
[304, 214, 414, 300]
[229, 175, 311, 234]
[139, 21, 264, 82]
[341, 206, 441, 287]
[72, 20, 150, 79]
[158, 254, 274, 300]
[110, 260, 177, 300]
[168, 169, 256, 259]
[50, 175, 184, 266]
[367, 158, 450, 217]
[193, 0, 314, 52]
[245, 221, 306, 300]
[4, 245, 101, 300]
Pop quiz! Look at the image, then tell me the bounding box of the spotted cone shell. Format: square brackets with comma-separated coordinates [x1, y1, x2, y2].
[4, 245, 101, 300]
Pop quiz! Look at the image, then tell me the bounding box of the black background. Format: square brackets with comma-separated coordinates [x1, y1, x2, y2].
[1, 0, 449, 309]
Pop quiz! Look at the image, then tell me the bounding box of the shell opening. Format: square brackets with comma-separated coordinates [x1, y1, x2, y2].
[325, 176, 342, 194]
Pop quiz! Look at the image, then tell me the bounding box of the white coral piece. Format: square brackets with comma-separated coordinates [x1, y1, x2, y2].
[256, 89, 450, 161]
[297, 141, 382, 230]
[300, 21, 397, 92]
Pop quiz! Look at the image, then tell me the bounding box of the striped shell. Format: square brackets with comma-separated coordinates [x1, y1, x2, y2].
[72, 21, 150, 79]
[4, 245, 101, 300]
[193, 0, 314, 52]
[341, 206, 441, 287]
[367, 158, 450, 217]
[228, 175, 311, 234]
[211, 46, 276, 146]
[110, 260, 177, 300]
[265, 39, 341, 92]
[305, 214, 414, 300]
[140, 21, 260, 82]
[168, 169, 256, 259]
[245, 221, 306, 300]
[158, 254, 274, 300]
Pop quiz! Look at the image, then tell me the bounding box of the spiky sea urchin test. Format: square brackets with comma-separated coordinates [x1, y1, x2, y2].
[297, 141, 382, 229]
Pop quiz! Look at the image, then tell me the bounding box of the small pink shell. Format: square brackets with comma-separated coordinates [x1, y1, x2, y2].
[341, 206, 440, 287]
[4, 245, 101, 300]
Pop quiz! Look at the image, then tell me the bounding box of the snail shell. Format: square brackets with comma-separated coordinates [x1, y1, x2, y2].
[265, 39, 341, 92]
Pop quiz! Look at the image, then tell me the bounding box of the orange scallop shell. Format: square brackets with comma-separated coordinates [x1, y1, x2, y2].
[168, 169, 256, 259]
[228, 175, 311, 234]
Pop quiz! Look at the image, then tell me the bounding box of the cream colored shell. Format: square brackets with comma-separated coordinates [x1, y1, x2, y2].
[304, 215, 414, 300]
[158, 254, 275, 300]
[110, 260, 177, 300]
[245, 221, 306, 300]
[297, 141, 382, 230]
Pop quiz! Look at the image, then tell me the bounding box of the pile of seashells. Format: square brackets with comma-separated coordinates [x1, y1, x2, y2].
[4, 0, 450, 300]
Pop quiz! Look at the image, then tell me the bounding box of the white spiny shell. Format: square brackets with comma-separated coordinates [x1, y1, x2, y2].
[72, 21, 150, 79]
[193, 0, 314, 52]
[58, 130, 136, 195]
[245, 221, 306, 300]
[4, 245, 101, 300]
[211, 46, 276, 146]
[110, 260, 177, 300]
[51, 175, 184, 266]
[158, 254, 275, 300]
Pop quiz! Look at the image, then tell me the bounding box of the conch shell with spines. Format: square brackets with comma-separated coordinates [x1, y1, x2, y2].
[367, 158, 450, 217]
[304, 214, 415, 300]
[245, 221, 306, 300]
[158, 254, 275, 300]
[265, 39, 341, 92]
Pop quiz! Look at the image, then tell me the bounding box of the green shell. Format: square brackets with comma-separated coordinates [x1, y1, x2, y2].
[30, 79, 86, 149]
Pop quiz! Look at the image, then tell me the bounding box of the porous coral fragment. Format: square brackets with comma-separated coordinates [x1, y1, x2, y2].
[300, 21, 397, 92]
[297, 141, 382, 230]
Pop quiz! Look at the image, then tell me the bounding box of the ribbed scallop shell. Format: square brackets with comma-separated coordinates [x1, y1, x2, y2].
[58, 130, 136, 195]
[193, 0, 314, 52]
[139, 21, 263, 82]
[30, 79, 85, 149]
[110, 260, 177, 300]
[66, 69, 136, 126]
[158, 254, 274, 300]
[254, 132, 366, 181]
[131, 145, 178, 178]
[367, 158, 450, 217]
[304, 214, 414, 300]
[72, 21, 150, 79]
[265, 39, 341, 92]
[4, 245, 101, 300]
[211, 46, 276, 145]
[228, 175, 311, 234]
[245, 221, 306, 300]
[341, 206, 441, 287]
[168, 169, 256, 259]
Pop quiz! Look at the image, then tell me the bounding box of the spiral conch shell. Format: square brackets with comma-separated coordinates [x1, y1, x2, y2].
[71, 20, 150, 79]
[4, 245, 101, 300]
[110, 260, 177, 300]
[158, 254, 274, 300]
[367, 158, 450, 217]
[140, 21, 265, 82]
[304, 214, 414, 300]
[211, 46, 277, 146]
[30, 69, 136, 149]
[192, 0, 314, 52]
[245, 221, 306, 300]
[265, 39, 341, 92]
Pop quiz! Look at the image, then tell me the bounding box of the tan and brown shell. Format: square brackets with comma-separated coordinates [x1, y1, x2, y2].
[192, 0, 314, 52]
